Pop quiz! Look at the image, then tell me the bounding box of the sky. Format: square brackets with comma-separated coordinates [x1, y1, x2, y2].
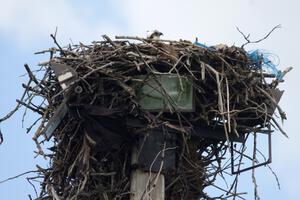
[0, 0, 299, 199]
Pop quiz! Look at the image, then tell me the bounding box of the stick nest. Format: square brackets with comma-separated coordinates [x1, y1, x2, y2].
[1, 35, 287, 200]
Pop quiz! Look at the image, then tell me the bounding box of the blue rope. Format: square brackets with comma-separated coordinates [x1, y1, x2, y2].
[247, 49, 282, 80]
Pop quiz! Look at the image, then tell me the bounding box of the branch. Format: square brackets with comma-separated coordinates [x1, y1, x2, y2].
[50, 27, 66, 56]
[237, 24, 281, 48]
[0, 79, 32, 123]
[0, 128, 3, 145]
[0, 170, 38, 184]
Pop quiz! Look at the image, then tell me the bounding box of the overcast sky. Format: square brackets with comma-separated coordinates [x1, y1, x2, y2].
[0, 0, 299, 199]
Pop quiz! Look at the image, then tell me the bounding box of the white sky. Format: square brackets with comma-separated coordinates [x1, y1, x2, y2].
[0, 0, 299, 199]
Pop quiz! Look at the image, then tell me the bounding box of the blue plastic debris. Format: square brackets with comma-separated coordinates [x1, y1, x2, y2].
[194, 41, 210, 49]
[247, 50, 282, 80]
[194, 38, 215, 51]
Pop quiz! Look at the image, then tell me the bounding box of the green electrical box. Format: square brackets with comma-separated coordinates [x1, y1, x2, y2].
[137, 75, 194, 112]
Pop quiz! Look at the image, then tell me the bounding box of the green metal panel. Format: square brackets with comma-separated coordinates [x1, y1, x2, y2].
[137, 75, 194, 112]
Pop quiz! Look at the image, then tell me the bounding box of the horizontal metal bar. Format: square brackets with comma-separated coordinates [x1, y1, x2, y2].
[231, 131, 272, 174]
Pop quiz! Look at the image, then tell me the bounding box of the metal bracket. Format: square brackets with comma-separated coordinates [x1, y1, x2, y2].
[231, 131, 272, 174]
[49, 62, 78, 90]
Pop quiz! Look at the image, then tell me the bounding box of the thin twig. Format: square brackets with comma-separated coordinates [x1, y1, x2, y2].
[0, 170, 38, 184]
[237, 25, 281, 48]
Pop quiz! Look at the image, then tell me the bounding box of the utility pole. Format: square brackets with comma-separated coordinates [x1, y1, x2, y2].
[130, 132, 166, 200]
[130, 169, 165, 200]
[129, 74, 191, 200]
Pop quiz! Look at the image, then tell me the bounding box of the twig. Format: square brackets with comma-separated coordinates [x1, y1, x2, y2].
[237, 25, 281, 48]
[50, 28, 66, 57]
[0, 79, 32, 123]
[0, 170, 38, 184]
[0, 128, 3, 145]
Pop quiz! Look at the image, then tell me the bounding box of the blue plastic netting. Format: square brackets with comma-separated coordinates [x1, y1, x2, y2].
[247, 49, 282, 80]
